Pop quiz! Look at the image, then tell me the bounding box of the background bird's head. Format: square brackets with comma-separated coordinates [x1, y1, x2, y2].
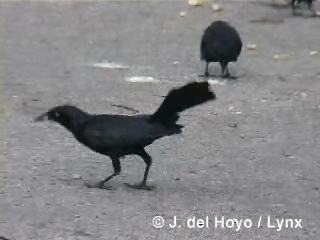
[34, 105, 87, 131]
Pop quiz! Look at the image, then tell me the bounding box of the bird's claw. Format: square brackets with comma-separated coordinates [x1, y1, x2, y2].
[98, 181, 105, 188]
[124, 183, 156, 191]
[98, 181, 115, 190]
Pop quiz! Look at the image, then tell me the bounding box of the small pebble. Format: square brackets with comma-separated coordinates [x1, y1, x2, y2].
[301, 92, 308, 99]
[247, 44, 257, 50]
[309, 51, 318, 56]
[211, 4, 224, 12]
[282, 153, 295, 159]
[179, 11, 187, 17]
[228, 122, 238, 128]
[188, 0, 205, 6]
[274, 54, 291, 61]
[73, 174, 82, 180]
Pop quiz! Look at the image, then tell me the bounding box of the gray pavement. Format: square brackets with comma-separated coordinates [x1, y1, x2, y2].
[1, 1, 320, 239]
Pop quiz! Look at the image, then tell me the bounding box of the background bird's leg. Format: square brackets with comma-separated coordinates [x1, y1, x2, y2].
[220, 61, 226, 76]
[292, 0, 298, 14]
[220, 61, 231, 78]
[204, 62, 209, 76]
[308, 3, 316, 16]
[225, 64, 230, 78]
[125, 148, 155, 191]
[98, 157, 121, 188]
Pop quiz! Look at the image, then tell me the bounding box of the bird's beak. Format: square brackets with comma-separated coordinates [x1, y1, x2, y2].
[34, 112, 48, 122]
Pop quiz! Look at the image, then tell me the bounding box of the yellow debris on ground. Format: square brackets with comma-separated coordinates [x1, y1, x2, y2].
[274, 54, 292, 61]
[188, 0, 206, 7]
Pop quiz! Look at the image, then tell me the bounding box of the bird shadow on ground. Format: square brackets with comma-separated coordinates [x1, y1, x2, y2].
[83, 180, 157, 192]
[293, 12, 320, 18]
[251, 1, 291, 9]
[84, 180, 117, 191]
[198, 74, 241, 81]
[57, 176, 227, 197]
[57, 178, 116, 191]
[249, 17, 285, 23]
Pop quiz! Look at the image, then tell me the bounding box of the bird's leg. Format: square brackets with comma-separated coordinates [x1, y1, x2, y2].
[204, 62, 209, 77]
[198, 62, 211, 77]
[98, 172, 119, 189]
[292, 0, 296, 13]
[292, 0, 299, 15]
[224, 64, 231, 78]
[220, 62, 231, 78]
[308, 3, 317, 16]
[98, 157, 121, 189]
[220, 61, 226, 76]
[125, 149, 155, 191]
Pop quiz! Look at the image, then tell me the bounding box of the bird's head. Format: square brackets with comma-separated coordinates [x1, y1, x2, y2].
[34, 105, 87, 131]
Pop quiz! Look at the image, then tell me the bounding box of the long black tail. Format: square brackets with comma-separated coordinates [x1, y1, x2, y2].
[149, 82, 216, 126]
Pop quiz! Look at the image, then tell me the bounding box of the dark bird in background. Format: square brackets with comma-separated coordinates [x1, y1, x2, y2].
[201, 20, 242, 79]
[35, 82, 216, 190]
[292, 0, 316, 16]
[0, 237, 10, 240]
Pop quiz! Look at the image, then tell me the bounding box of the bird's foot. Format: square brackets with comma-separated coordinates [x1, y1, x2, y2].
[124, 183, 156, 191]
[85, 181, 114, 190]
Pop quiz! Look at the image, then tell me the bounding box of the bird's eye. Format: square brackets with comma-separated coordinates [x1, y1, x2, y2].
[53, 111, 60, 118]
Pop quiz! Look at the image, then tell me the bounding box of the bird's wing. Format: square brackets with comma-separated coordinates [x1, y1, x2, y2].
[79, 115, 168, 150]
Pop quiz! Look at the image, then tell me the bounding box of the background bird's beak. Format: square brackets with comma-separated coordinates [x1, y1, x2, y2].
[34, 112, 48, 122]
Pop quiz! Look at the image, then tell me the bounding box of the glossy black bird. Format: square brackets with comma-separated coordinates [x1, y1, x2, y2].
[201, 21, 242, 78]
[292, 0, 316, 15]
[35, 82, 216, 190]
